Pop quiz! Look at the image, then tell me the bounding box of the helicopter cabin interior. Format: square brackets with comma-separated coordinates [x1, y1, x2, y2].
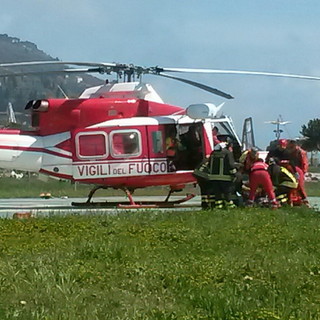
[164, 123, 204, 171]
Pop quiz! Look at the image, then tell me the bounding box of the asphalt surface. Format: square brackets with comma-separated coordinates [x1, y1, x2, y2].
[0, 195, 202, 218]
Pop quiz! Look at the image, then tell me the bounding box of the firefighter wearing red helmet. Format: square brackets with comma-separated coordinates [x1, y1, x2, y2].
[265, 139, 289, 164]
[279, 139, 288, 148]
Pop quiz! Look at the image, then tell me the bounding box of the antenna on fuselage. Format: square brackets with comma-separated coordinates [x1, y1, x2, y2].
[57, 85, 69, 99]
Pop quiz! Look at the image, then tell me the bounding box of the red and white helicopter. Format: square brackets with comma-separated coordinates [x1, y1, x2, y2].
[0, 61, 319, 207]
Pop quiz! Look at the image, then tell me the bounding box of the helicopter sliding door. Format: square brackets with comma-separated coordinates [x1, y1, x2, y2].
[146, 125, 169, 174]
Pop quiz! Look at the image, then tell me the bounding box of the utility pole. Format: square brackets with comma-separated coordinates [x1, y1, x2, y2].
[265, 115, 291, 141]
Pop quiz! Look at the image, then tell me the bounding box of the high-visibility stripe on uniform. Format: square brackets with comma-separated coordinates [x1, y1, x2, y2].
[279, 167, 298, 189]
[207, 174, 233, 181]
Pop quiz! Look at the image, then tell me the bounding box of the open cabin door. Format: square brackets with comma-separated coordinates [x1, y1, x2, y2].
[241, 117, 256, 151]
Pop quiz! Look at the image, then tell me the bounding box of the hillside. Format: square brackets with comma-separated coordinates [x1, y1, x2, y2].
[0, 34, 103, 119]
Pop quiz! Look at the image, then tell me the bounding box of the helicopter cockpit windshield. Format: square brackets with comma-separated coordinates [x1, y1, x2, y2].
[210, 116, 242, 160]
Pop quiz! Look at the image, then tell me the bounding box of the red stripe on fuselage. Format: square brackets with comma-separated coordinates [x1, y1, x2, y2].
[0, 145, 72, 159]
[39, 169, 73, 180]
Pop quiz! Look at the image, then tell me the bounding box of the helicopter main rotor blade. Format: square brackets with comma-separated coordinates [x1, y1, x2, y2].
[0, 68, 105, 78]
[4, 61, 320, 100]
[157, 73, 234, 99]
[2, 61, 320, 82]
[0, 61, 117, 68]
[156, 67, 320, 81]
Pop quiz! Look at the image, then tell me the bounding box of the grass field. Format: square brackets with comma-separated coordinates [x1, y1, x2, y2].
[0, 175, 319, 319]
[1, 208, 320, 319]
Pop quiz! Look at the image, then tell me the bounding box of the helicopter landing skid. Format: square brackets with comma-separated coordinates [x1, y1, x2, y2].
[71, 186, 196, 208]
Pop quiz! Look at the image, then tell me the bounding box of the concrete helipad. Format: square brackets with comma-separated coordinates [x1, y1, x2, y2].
[0, 195, 202, 218]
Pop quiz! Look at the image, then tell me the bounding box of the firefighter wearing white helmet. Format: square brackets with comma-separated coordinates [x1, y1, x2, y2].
[215, 142, 227, 150]
[194, 139, 237, 209]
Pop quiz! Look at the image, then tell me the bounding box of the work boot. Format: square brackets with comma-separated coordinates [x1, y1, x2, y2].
[208, 195, 216, 209]
[301, 199, 311, 208]
[246, 199, 254, 208]
[270, 199, 279, 209]
[224, 200, 236, 209]
[201, 195, 209, 210]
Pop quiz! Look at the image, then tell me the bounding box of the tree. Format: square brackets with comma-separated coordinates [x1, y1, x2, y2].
[300, 118, 320, 151]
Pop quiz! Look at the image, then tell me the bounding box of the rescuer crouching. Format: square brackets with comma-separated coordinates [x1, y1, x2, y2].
[193, 140, 239, 209]
[267, 157, 299, 206]
[239, 148, 279, 209]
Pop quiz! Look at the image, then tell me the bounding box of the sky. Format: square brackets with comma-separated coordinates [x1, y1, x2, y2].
[1, 0, 320, 148]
